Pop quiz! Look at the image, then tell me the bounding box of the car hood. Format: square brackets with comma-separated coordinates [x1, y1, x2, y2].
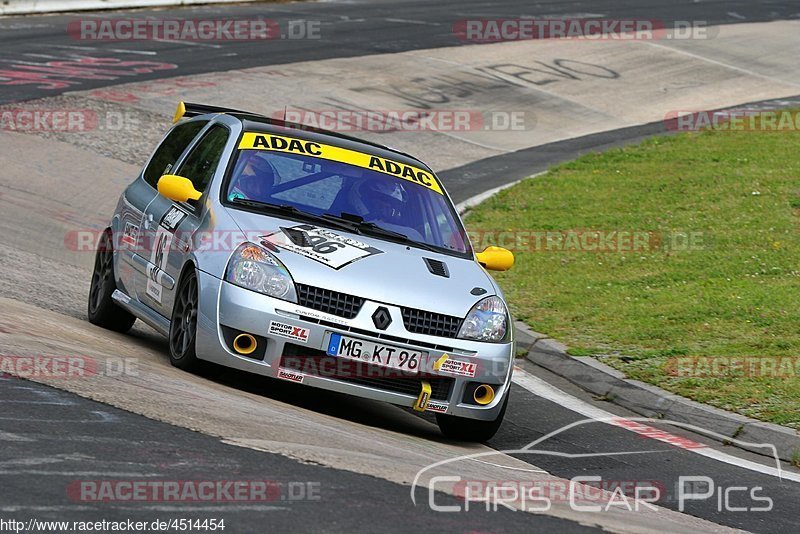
[225, 208, 497, 317]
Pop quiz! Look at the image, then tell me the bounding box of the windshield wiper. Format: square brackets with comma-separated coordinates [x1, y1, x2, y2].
[321, 213, 441, 253]
[229, 199, 356, 232]
[231, 201, 443, 253]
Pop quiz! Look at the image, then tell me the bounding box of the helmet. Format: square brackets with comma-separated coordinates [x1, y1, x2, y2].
[235, 152, 276, 200]
[360, 180, 408, 222]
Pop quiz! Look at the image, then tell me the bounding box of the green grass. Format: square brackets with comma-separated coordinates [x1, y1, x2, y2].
[464, 125, 800, 427]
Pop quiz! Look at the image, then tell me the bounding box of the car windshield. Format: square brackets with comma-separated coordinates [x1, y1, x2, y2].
[224, 148, 470, 255]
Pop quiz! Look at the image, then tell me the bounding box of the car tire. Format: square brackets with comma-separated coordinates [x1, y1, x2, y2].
[168, 268, 206, 372]
[435, 390, 509, 442]
[88, 230, 136, 333]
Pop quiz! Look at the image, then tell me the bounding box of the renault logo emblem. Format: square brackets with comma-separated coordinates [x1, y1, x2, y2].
[372, 307, 392, 330]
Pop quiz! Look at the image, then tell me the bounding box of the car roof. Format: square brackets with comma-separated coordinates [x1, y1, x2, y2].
[236, 116, 433, 172]
[194, 110, 430, 174]
[177, 101, 436, 174]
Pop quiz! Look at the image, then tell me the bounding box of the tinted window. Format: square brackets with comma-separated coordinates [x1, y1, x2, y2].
[226, 150, 469, 255]
[176, 125, 229, 193]
[143, 121, 208, 188]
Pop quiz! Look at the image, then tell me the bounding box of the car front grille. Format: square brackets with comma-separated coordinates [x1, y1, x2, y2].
[296, 284, 364, 319]
[296, 284, 464, 339]
[281, 346, 454, 401]
[401, 307, 463, 339]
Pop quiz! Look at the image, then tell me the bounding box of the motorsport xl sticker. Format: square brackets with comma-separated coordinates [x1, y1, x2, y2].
[439, 358, 477, 378]
[146, 206, 188, 303]
[269, 321, 310, 343]
[262, 224, 382, 270]
[238, 132, 443, 194]
[277, 368, 304, 384]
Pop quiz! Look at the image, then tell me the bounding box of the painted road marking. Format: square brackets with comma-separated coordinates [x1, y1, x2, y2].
[640, 40, 800, 89]
[512, 367, 800, 484]
[0, 431, 33, 442]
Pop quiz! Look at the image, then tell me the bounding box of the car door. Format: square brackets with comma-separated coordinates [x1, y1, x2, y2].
[125, 119, 208, 300]
[138, 123, 231, 318]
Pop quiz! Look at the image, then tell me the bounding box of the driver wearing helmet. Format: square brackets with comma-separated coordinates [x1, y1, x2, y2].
[359, 179, 425, 241]
[361, 180, 407, 223]
[229, 152, 276, 202]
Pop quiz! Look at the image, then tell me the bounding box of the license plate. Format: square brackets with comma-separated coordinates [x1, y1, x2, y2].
[326, 334, 423, 374]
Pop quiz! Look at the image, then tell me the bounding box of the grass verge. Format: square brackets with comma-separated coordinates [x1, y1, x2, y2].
[464, 123, 800, 427]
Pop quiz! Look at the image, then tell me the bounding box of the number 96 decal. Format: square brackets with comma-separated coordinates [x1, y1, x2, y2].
[262, 224, 383, 269]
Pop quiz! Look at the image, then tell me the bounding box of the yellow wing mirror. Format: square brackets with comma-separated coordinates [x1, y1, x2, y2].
[157, 175, 202, 203]
[476, 246, 515, 271]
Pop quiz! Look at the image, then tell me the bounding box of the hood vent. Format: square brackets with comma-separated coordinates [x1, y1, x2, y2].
[423, 258, 450, 278]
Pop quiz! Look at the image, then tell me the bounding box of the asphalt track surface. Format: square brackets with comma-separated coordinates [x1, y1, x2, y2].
[2, 1, 800, 533]
[0, 0, 799, 104]
[0, 374, 595, 533]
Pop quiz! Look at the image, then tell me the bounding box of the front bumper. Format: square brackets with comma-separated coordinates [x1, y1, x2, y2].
[194, 271, 513, 421]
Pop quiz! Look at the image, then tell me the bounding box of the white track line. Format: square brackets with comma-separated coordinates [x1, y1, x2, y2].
[638, 40, 800, 90]
[512, 367, 800, 483]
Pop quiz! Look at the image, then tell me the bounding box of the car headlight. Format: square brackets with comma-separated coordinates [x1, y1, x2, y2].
[225, 242, 297, 303]
[458, 296, 508, 342]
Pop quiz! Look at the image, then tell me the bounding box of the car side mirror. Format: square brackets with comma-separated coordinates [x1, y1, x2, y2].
[476, 246, 515, 271]
[157, 174, 202, 203]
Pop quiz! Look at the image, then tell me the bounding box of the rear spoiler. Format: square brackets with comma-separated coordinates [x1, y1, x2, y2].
[172, 101, 258, 123]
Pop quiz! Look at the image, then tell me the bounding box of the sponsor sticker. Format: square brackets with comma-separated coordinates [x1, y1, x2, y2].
[439, 358, 477, 378]
[426, 401, 448, 414]
[121, 221, 139, 246]
[290, 307, 350, 326]
[433, 353, 450, 370]
[262, 224, 382, 270]
[146, 206, 187, 303]
[269, 321, 310, 343]
[162, 206, 187, 231]
[238, 132, 443, 194]
[277, 368, 304, 383]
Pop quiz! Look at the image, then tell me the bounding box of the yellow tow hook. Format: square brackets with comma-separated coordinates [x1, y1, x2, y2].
[414, 380, 432, 412]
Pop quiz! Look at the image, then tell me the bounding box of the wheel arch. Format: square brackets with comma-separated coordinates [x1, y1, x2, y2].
[176, 258, 200, 290]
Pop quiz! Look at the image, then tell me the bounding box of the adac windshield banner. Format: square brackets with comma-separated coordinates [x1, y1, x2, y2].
[238, 132, 443, 195]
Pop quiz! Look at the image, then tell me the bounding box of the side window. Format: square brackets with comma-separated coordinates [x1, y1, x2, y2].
[176, 125, 230, 193]
[426, 194, 466, 252]
[143, 120, 208, 188]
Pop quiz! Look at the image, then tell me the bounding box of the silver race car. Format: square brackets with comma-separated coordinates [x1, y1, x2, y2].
[88, 102, 516, 441]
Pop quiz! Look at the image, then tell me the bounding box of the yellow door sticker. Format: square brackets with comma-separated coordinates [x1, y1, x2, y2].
[238, 132, 443, 195]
